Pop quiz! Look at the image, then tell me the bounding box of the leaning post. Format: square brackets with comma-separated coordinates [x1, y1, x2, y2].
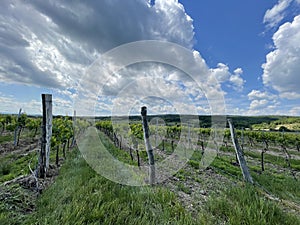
[228, 119, 253, 184]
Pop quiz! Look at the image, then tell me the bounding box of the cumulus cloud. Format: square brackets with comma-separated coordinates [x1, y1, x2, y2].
[247, 90, 279, 114]
[262, 15, 300, 99]
[248, 90, 277, 101]
[263, 0, 293, 28]
[0, 0, 195, 89]
[210, 64, 245, 91]
[0, 0, 228, 116]
[75, 42, 224, 116]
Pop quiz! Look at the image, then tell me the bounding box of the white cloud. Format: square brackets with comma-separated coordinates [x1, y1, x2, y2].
[0, 0, 204, 115]
[0, 0, 195, 90]
[262, 15, 300, 99]
[263, 0, 293, 28]
[289, 106, 300, 115]
[249, 99, 268, 110]
[0, 93, 41, 115]
[210, 64, 245, 91]
[0, 91, 74, 115]
[248, 90, 277, 101]
[247, 90, 279, 114]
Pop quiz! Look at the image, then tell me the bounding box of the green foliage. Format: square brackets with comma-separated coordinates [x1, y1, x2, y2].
[6, 122, 16, 132]
[51, 117, 74, 147]
[251, 116, 300, 131]
[26, 118, 41, 137]
[130, 123, 143, 140]
[17, 113, 27, 128]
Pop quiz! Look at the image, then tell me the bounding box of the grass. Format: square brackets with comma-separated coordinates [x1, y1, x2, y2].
[244, 150, 300, 171]
[24, 149, 200, 225]
[252, 172, 300, 204]
[158, 141, 176, 155]
[0, 129, 39, 145]
[207, 184, 300, 225]
[0, 134, 13, 143]
[0, 184, 35, 225]
[0, 152, 37, 183]
[208, 155, 243, 180]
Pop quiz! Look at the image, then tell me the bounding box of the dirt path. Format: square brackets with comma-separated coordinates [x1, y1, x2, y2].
[0, 138, 39, 157]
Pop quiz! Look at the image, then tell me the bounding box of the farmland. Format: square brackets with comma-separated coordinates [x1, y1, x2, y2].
[0, 113, 300, 224]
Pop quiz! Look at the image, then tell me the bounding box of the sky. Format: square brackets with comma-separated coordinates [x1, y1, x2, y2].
[0, 0, 300, 116]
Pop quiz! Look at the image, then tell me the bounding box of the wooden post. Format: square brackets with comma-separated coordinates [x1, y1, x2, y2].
[141, 106, 155, 185]
[38, 94, 53, 178]
[228, 119, 253, 184]
[71, 110, 76, 147]
[241, 127, 244, 151]
[155, 117, 158, 148]
[13, 108, 22, 146]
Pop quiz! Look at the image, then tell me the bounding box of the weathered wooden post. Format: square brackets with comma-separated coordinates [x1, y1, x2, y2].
[38, 94, 53, 178]
[241, 127, 244, 151]
[71, 110, 76, 147]
[141, 106, 155, 185]
[228, 119, 253, 184]
[13, 108, 22, 147]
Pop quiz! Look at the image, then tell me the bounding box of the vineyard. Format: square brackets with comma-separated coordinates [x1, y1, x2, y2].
[0, 108, 300, 224]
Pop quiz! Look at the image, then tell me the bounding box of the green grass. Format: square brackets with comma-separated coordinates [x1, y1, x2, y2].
[0, 134, 13, 143]
[244, 151, 300, 171]
[219, 145, 235, 153]
[0, 183, 36, 225]
[207, 184, 299, 225]
[0, 152, 37, 183]
[98, 132, 138, 166]
[158, 141, 176, 155]
[211, 156, 243, 179]
[252, 172, 300, 204]
[24, 149, 201, 225]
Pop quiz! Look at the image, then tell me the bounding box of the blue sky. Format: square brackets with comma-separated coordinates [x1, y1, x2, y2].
[0, 0, 300, 116]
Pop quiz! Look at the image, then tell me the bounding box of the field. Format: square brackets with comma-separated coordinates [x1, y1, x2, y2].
[0, 114, 300, 224]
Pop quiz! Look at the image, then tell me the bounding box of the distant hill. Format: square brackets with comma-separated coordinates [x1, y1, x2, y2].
[94, 114, 297, 130]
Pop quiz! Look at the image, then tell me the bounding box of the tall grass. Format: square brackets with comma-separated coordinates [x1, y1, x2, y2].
[207, 184, 299, 225]
[24, 149, 201, 225]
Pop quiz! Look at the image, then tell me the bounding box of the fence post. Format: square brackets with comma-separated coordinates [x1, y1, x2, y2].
[13, 108, 22, 147]
[71, 110, 76, 147]
[38, 94, 53, 178]
[228, 119, 253, 184]
[141, 106, 155, 185]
